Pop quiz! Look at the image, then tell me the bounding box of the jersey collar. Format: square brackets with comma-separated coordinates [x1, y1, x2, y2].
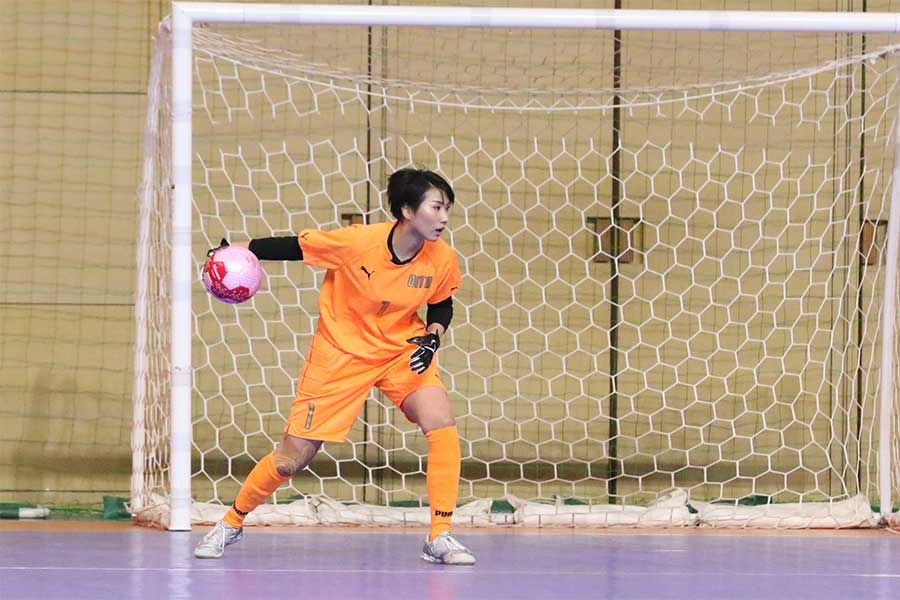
[387, 221, 422, 265]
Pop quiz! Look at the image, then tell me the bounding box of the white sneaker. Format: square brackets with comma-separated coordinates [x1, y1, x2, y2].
[194, 521, 244, 559]
[420, 531, 476, 565]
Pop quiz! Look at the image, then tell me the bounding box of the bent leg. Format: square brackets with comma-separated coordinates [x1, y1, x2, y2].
[223, 433, 322, 528]
[402, 386, 460, 540]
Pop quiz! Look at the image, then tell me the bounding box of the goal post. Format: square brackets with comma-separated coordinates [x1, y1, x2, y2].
[134, 3, 900, 531]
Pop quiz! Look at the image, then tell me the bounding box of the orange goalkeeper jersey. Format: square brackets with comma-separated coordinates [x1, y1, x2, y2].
[297, 221, 462, 362]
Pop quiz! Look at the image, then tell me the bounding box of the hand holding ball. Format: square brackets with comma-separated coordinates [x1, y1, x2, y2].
[202, 241, 263, 304]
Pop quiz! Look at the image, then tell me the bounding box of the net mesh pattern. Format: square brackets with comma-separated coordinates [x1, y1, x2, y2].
[134, 22, 900, 524]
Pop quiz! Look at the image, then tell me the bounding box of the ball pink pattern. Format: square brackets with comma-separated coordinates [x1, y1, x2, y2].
[202, 245, 262, 304]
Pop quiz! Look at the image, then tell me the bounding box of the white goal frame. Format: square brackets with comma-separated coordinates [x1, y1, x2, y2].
[140, 2, 900, 531]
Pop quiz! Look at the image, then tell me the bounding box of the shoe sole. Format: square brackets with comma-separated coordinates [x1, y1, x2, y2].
[420, 552, 476, 565]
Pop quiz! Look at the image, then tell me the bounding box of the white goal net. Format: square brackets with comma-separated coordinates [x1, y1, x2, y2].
[134, 10, 900, 529]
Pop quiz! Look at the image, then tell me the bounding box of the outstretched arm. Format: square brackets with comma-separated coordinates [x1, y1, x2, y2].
[248, 237, 303, 261]
[209, 237, 303, 261]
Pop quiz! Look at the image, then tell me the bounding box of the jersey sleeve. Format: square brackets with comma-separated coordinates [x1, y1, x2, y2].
[429, 250, 463, 304]
[297, 225, 362, 269]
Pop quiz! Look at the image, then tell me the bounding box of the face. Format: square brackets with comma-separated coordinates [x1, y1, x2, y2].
[402, 187, 451, 242]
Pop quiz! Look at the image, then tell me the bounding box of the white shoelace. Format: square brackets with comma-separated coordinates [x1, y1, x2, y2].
[204, 523, 230, 547]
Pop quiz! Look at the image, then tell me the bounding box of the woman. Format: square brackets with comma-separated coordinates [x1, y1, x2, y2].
[194, 168, 474, 565]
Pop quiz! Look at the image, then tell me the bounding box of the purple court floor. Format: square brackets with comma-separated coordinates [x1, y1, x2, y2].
[2, 525, 900, 599]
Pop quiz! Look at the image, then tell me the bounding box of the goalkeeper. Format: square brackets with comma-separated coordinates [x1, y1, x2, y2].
[194, 168, 474, 565]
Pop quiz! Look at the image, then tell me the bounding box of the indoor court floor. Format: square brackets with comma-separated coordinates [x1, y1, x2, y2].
[1, 522, 899, 599]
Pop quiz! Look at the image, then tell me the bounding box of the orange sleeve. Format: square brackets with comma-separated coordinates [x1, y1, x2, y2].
[297, 225, 362, 269]
[429, 250, 463, 304]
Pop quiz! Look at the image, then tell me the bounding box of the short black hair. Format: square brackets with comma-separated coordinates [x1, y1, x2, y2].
[387, 168, 455, 221]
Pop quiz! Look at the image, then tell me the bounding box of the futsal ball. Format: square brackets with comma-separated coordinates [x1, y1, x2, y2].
[202, 245, 263, 304]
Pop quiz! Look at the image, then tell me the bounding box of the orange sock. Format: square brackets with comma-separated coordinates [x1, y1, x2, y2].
[223, 452, 291, 528]
[425, 425, 461, 541]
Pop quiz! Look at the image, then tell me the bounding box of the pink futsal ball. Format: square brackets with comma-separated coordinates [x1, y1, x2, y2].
[202, 245, 263, 304]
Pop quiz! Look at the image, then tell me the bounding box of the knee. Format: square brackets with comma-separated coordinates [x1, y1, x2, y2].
[272, 438, 321, 478]
[273, 455, 301, 478]
[403, 389, 457, 434]
[421, 414, 456, 434]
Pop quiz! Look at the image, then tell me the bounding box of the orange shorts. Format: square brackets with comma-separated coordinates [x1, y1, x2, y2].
[286, 332, 445, 442]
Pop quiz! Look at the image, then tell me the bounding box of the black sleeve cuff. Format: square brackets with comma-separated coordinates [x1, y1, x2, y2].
[248, 236, 303, 261]
[426, 296, 453, 330]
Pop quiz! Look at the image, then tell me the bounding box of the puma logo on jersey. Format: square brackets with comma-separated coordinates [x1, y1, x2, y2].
[434, 509, 453, 517]
[361, 266, 374, 280]
[407, 274, 433, 288]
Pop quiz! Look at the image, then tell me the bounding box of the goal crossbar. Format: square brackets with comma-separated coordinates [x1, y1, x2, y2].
[173, 3, 900, 32]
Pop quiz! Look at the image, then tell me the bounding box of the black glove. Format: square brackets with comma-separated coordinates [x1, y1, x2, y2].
[207, 238, 229, 257]
[407, 333, 440, 375]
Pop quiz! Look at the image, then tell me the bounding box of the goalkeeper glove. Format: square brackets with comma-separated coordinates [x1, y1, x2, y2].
[207, 238, 229, 257]
[407, 333, 440, 375]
